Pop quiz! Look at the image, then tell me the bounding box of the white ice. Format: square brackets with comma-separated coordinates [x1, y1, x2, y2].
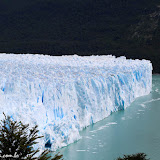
[0, 54, 152, 151]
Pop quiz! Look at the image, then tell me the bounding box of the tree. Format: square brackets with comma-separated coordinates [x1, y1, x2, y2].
[0, 113, 63, 160]
[117, 153, 150, 160]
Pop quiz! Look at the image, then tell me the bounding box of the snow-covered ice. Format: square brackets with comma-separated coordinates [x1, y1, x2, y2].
[0, 54, 152, 151]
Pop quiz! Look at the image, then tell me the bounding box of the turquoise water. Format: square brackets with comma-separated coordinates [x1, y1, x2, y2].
[55, 75, 160, 160]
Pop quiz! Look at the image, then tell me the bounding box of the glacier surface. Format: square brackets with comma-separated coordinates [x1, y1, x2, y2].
[0, 54, 152, 151]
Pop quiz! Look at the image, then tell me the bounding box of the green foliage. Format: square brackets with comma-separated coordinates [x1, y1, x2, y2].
[117, 153, 150, 160]
[0, 113, 63, 160]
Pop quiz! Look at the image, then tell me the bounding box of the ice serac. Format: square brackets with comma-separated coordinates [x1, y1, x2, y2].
[0, 54, 152, 150]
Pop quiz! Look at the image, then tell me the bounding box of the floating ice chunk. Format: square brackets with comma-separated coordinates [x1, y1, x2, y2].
[106, 122, 117, 126]
[76, 150, 86, 152]
[121, 117, 125, 120]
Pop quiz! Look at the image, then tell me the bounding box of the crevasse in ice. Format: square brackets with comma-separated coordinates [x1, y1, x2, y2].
[0, 54, 152, 151]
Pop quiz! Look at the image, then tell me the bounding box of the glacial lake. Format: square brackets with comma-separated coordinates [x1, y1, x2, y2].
[53, 75, 160, 160]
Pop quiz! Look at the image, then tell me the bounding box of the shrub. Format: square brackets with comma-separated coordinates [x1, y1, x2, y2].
[0, 113, 63, 160]
[117, 153, 150, 160]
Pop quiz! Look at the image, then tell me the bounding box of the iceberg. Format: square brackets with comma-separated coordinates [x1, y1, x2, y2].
[0, 54, 152, 151]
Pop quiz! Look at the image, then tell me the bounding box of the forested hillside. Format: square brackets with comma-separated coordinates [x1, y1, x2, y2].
[0, 0, 160, 72]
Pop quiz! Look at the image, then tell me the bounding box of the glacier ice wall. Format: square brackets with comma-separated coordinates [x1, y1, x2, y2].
[0, 54, 152, 151]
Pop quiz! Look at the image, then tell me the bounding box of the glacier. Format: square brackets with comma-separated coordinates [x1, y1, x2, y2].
[0, 54, 152, 151]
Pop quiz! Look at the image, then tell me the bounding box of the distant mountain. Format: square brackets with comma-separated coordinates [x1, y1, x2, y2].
[0, 0, 160, 73]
